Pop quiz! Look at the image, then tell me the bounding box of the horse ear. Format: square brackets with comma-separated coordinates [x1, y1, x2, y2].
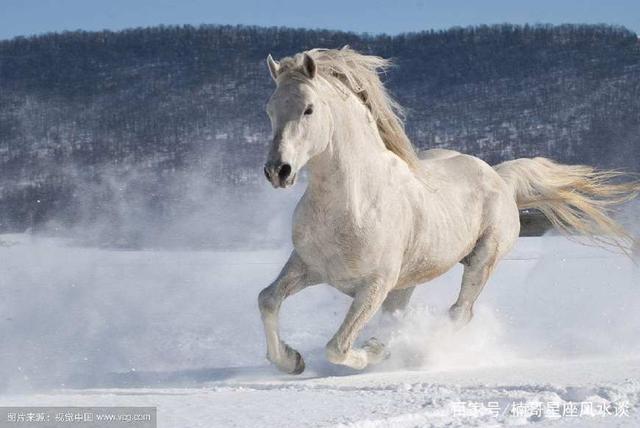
[267, 54, 280, 81]
[302, 53, 316, 79]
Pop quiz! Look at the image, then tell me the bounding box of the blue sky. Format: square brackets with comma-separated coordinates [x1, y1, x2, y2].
[1, 0, 639, 40]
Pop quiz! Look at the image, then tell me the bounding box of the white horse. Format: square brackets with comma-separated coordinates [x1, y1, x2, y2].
[258, 47, 639, 374]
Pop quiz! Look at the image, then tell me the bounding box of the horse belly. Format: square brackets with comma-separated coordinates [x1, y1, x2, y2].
[396, 203, 482, 288]
[397, 252, 461, 288]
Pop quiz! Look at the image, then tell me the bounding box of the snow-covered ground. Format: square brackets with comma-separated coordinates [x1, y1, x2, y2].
[0, 233, 639, 427]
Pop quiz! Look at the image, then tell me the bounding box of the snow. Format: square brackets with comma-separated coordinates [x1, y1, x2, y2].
[0, 233, 639, 427]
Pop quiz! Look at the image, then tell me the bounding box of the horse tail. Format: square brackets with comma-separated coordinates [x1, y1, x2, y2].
[494, 157, 640, 253]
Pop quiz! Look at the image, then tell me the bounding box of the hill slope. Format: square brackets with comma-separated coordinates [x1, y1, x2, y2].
[0, 24, 638, 239]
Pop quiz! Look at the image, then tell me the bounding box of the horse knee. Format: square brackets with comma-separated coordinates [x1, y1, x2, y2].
[258, 286, 278, 314]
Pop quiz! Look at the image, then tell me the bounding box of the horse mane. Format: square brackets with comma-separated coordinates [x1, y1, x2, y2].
[278, 47, 420, 170]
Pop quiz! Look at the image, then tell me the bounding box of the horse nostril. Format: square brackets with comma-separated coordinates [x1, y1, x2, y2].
[278, 164, 292, 181]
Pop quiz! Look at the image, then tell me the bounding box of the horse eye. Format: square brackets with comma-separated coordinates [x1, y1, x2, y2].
[304, 106, 314, 115]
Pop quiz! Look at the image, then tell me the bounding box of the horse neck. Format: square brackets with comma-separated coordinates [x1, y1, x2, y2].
[306, 95, 390, 199]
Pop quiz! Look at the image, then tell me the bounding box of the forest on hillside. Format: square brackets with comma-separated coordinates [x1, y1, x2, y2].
[0, 24, 638, 245]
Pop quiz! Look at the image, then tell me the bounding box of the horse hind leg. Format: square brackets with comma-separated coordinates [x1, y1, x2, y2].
[449, 231, 502, 327]
[382, 286, 415, 313]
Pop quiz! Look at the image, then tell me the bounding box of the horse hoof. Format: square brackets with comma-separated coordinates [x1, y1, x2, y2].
[280, 344, 305, 374]
[267, 344, 306, 374]
[363, 337, 388, 364]
[290, 351, 305, 375]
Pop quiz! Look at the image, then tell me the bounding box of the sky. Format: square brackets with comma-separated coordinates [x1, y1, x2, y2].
[0, 0, 639, 41]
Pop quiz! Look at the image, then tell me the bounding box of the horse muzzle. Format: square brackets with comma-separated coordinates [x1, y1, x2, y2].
[264, 162, 297, 188]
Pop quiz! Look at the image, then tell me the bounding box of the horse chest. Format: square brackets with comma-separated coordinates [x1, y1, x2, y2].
[292, 199, 391, 282]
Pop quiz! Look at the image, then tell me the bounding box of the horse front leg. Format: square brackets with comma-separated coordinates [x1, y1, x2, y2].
[258, 252, 315, 374]
[325, 277, 394, 370]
